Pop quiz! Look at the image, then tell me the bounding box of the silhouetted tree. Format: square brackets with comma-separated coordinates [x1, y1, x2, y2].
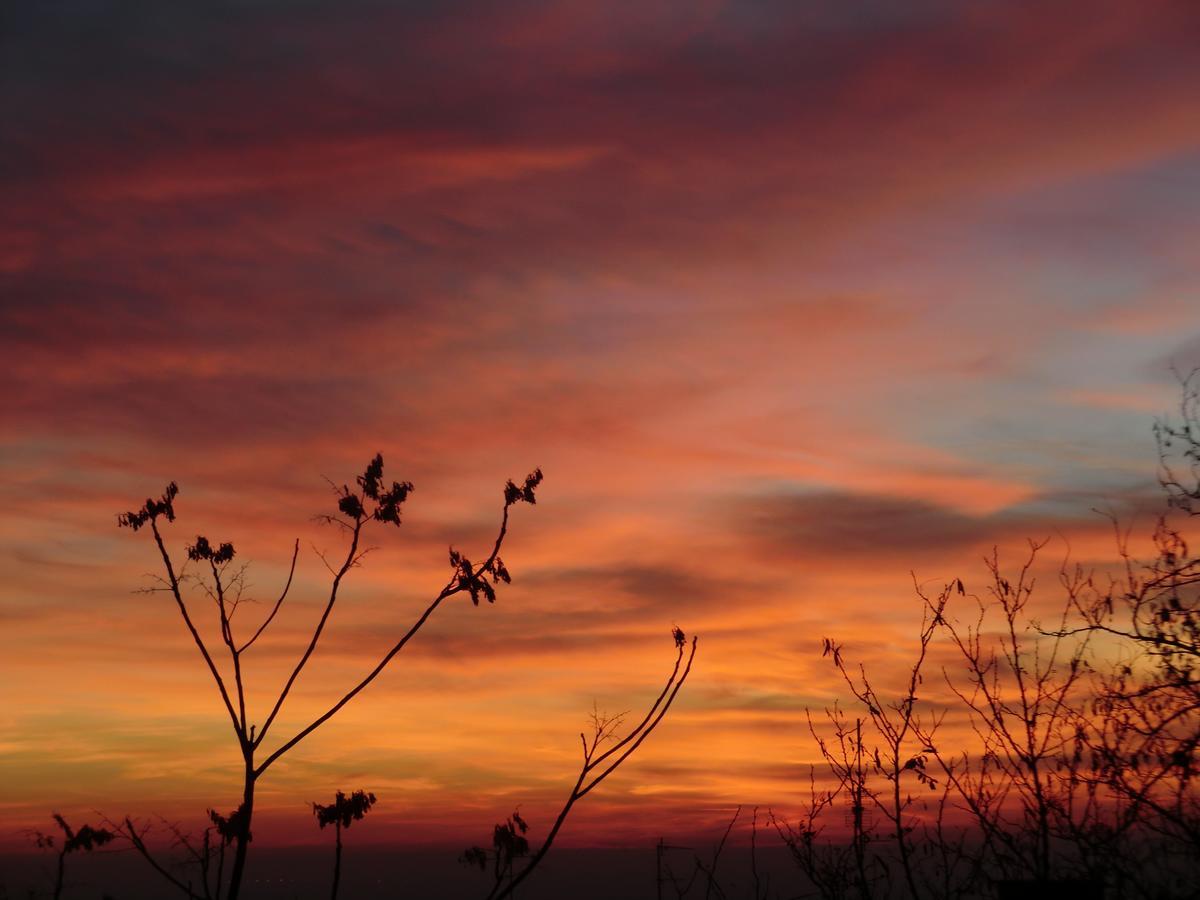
[1156, 367, 1200, 516]
[784, 539, 1194, 897]
[924, 549, 1109, 889]
[312, 789, 376, 900]
[1052, 369, 1200, 889]
[464, 629, 698, 900]
[654, 807, 775, 900]
[33, 815, 115, 900]
[775, 586, 952, 900]
[825, 586, 947, 900]
[116, 455, 542, 900]
[772, 765, 864, 900]
[108, 811, 225, 900]
[693, 805, 740, 900]
[460, 809, 529, 897]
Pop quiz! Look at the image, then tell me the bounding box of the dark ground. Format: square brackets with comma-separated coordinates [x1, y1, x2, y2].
[0, 845, 798, 899]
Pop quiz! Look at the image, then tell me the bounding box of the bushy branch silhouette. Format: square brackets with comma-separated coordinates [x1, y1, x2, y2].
[312, 789, 376, 900]
[116, 455, 541, 900]
[32, 815, 115, 900]
[460, 809, 530, 896]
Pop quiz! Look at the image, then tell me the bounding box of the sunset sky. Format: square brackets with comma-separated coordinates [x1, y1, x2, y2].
[3, 0, 1200, 858]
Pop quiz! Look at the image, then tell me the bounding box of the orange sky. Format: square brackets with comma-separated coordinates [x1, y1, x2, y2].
[3, 0, 1200, 853]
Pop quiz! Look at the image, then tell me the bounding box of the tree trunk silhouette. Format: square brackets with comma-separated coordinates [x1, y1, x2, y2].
[53, 848, 65, 900]
[331, 819, 342, 900]
[226, 772, 255, 900]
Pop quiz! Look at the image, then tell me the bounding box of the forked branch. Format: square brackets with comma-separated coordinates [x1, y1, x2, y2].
[483, 630, 698, 900]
